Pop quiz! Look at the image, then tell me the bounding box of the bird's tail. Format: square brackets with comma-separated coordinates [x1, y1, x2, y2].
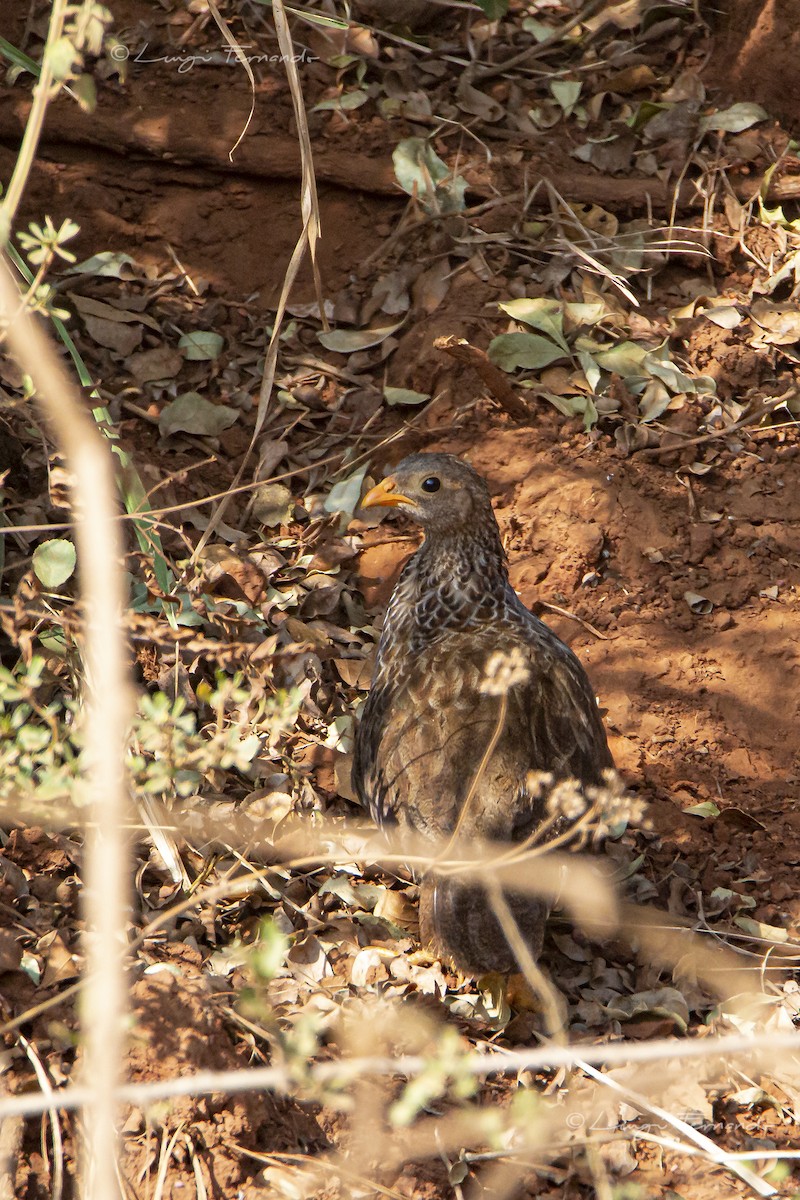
[419, 874, 548, 975]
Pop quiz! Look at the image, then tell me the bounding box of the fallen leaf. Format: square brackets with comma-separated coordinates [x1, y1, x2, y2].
[82, 314, 143, 354]
[392, 137, 466, 214]
[488, 332, 565, 372]
[499, 297, 570, 351]
[318, 322, 404, 353]
[67, 250, 140, 278]
[178, 330, 224, 360]
[734, 916, 789, 943]
[604, 986, 690, 1033]
[252, 483, 294, 527]
[699, 101, 769, 135]
[69, 292, 158, 328]
[412, 259, 451, 314]
[703, 305, 742, 329]
[159, 393, 239, 438]
[384, 387, 430, 406]
[683, 800, 720, 819]
[456, 75, 504, 122]
[128, 345, 184, 384]
[325, 464, 369, 517]
[32, 538, 76, 588]
[683, 590, 712, 614]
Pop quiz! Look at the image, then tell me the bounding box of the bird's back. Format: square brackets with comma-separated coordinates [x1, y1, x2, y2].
[354, 601, 612, 838]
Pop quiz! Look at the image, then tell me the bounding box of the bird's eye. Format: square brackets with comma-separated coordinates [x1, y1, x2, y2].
[421, 476, 441, 493]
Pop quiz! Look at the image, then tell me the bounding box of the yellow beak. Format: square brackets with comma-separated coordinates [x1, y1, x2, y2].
[360, 476, 416, 509]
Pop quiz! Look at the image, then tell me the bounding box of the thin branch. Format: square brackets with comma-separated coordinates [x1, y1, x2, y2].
[1, 1029, 798, 1123]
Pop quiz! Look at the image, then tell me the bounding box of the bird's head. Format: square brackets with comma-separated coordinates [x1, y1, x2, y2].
[360, 453, 496, 533]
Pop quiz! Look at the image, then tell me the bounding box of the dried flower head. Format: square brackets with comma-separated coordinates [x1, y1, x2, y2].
[546, 778, 589, 821]
[480, 647, 531, 696]
[524, 770, 555, 800]
[588, 769, 647, 836]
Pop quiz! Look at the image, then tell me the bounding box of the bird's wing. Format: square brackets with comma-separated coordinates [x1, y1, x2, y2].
[353, 621, 613, 841]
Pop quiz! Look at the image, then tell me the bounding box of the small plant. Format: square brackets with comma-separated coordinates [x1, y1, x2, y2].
[0, 657, 290, 817]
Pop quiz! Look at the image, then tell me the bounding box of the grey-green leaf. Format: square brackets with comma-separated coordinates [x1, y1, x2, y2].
[159, 393, 239, 438]
[178, 331, 224, 361]
[32, 539, 77, 588]
[392, 137, 467, 214]
[318, 322, 404, 353]
[488, 332, 566, 372]
[699, 102, 769, 135]
[498, 298, 570, 351]
[324, 464, 369, 517]
[384, 386, 430, 406]
[312, 90, 369, 113]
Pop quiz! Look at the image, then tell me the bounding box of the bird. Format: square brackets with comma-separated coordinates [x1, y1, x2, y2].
[352, 452, 614, 975]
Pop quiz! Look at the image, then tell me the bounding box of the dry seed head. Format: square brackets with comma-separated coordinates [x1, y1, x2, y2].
[545, 778, 589, 821]
[480, 647, 531, 696]
[589, 769, 646, 834]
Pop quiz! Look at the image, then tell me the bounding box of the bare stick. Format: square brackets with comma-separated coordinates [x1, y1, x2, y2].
[0, 258, 131, 1200]
[435, 335, 533, 422]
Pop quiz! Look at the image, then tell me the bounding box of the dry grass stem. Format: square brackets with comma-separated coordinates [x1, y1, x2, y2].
[485, 877, 567, 1043]
[0, 257, 132, 1200]
[0, 0, 67, 245]
[194, 0, 324, 556]
[0, 1027, 798, 1123]
[577, 1059, 778, 1198]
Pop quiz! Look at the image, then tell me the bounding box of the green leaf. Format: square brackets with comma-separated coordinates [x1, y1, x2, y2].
[521, 18, 552, 41]
[46, 37, 79, 81]
[699, 102, 770, 136]
[644, 354, 696, 393]
[539, 391, 588, 419]
[32, 539, 76, 588]
[384, 386, 430, 406]
[178, 331, 224, 361]
[683, 801, 720, 819]
[0, 36, 40, 77]
[312, 90, 369, 113]
[474, 0, 509, 16]
[318, 321, 403, 352]
[498, 298, 569, 351]
[488, 332, 565, 372]
[66, 251, 138, 278]
[577, 349, 601, 392]
[252, 919, 289, 980]
[392, 138, 467, 215]
[73, 73, 97, 114]
[158, 393, 239, 437]
[591, 340, 649, 377]
[550, 79, 582, 115]
[324, 464, 369, 517]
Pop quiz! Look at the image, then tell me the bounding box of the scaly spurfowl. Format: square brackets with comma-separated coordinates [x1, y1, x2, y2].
[352, 453, 614, 975]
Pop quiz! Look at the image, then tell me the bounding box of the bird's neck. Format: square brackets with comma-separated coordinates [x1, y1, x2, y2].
[413, 525, 510, 597]
[374, 523, 511, 683]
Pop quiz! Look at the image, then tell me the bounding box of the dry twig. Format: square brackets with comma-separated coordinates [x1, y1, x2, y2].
[435, 335, 533, 421]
